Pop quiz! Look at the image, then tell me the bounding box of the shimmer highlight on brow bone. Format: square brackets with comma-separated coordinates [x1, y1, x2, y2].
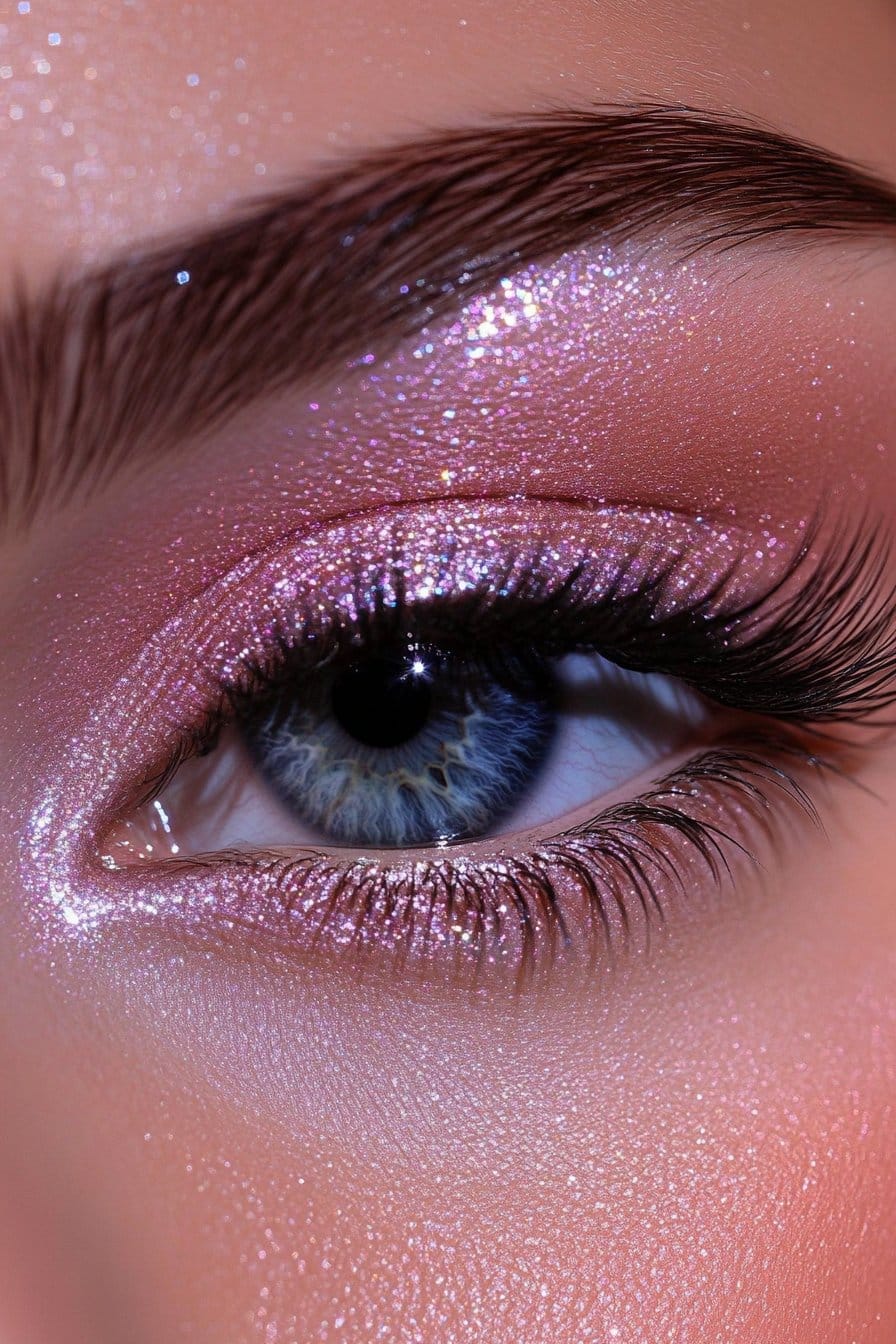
[1, 103, 895, 527]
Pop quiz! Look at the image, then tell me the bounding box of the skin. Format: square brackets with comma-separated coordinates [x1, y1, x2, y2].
[1, 1, 895, 1340]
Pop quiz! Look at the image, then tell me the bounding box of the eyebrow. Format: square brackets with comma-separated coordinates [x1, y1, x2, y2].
[2, 103, 896, 529]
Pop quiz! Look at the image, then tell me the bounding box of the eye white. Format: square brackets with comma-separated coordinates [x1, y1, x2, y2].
[104, 654, 712, 864]
[492, 654, 709, 833]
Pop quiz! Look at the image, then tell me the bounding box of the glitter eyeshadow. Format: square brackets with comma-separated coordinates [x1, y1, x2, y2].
[293, 243, 721, 511]
[20, 497, 795, 972]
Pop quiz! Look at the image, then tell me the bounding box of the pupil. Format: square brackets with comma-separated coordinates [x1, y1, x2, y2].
[330, 654, 433, 749]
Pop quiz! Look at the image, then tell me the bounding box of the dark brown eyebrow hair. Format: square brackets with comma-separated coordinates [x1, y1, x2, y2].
[2, 102, 896, 529]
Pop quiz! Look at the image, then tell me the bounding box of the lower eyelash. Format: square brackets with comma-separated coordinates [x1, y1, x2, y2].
[143, 730, 838, 985]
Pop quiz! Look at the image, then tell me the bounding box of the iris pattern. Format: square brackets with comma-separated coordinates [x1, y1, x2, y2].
[243, 645, 556, 846]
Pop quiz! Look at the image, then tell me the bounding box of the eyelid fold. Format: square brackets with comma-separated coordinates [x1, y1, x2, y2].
[20, 497, 797, 958]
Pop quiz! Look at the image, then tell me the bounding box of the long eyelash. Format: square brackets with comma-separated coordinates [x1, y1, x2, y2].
[618, 522, 896, 722]
[135, 518, 895, 812]
[167, 515, 896, 765]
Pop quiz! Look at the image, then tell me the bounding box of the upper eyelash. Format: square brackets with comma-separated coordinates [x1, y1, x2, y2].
[133, 516, 896, 814]
[623, 522, 896, 722]
[172, 514, 896, 773]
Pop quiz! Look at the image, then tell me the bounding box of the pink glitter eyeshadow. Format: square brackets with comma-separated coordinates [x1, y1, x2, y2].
[295, 244, 720, 511]
[21, 497, 795, 973]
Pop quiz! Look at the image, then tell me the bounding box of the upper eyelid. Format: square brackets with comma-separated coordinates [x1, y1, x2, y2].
[93, 494, 762, 654]
[2, 103, 896, 534]
[202, 516, 896, 735]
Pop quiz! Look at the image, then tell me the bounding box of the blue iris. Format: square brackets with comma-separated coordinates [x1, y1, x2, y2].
[242, 646, 556, 846]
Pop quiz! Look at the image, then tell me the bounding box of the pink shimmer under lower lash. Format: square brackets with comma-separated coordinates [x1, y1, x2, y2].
[22, 498, 795, 968]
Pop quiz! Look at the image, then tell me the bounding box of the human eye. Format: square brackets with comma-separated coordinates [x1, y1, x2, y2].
[37, 486, 894, 983]
[18, 160, 896, 998]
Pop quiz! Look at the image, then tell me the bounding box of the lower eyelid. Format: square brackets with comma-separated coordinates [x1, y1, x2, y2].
[90, 729, 832, 985]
